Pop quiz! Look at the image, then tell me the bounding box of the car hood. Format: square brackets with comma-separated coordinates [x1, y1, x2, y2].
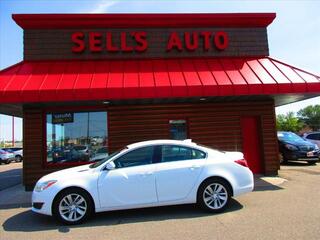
[40, 164, 93, 182]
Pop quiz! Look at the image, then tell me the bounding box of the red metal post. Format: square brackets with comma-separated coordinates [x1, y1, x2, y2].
[12, 116, 14, 147]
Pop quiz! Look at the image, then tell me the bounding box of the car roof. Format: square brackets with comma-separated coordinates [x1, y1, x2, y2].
[304, 132, 320, 135]
[126, 139, 198, 149]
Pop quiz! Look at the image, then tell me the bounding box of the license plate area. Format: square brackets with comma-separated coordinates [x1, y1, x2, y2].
[307, 151, 314, 157]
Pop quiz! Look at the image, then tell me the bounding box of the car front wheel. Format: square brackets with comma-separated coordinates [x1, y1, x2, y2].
[53, 188, 93, 225]
[197, 179, 231, 213]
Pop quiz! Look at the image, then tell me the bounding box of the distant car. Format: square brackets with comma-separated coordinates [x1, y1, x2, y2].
[50, 146, 85, 163]
[277, 131, 320, 165]
[303, 132, 320, 148]
[0, 149, 16, 164]
[32, 139, 253, 225]
[2, 147, 23, 162]
[73, 145, 93, 161]
[90, 146, 109, 162]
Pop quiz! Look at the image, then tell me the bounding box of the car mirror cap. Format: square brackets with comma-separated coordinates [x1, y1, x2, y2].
[105, 161, 116, 170]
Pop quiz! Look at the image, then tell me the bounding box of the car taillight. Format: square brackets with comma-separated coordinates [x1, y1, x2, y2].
[235, 159, 248, 168]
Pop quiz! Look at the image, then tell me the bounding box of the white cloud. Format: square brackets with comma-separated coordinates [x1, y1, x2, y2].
[89, 1, 117, 13]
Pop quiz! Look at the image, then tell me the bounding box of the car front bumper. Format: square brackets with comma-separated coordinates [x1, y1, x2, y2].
[31, 189, 57, 216]
[0, 157, 15, 163]
[283, 150, 320, 162]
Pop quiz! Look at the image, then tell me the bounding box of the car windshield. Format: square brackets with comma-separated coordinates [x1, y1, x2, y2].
[277, 132, 304, 142]
[89, 147, 127, 168]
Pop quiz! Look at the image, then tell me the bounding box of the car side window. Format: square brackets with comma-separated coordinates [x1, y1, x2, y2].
[113, 146, 154, 168]
[161, 145, 206, 163]
[307, 134, 318, 140]
[192, 148, 206, 159]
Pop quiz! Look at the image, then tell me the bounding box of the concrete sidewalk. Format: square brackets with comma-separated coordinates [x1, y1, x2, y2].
[0, 184, 32, 209]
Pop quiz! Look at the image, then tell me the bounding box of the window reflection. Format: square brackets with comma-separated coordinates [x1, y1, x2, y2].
[169, 119, 187, 140]
[46, 111, 108, 164]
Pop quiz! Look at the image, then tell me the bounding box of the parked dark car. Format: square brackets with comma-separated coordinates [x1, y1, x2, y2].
[50, 146, 87, 163]
[277, 131, 320, 165]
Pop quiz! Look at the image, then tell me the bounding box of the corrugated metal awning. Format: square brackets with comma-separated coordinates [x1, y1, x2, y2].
[0, 57, 319, 104]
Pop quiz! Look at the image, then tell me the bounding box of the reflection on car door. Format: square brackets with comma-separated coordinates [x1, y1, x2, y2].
[97, 146, 157, 209]
[155, 145, 206, 202]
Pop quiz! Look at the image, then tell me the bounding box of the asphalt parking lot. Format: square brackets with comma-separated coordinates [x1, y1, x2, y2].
[0, 162, 22, 191]
[1, 162, 320, 240]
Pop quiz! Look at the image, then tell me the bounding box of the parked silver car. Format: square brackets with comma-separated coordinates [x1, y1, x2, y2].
[0, 149, 15, 164]
[2, 147, 23, 162]
[303, 132, 320, 148]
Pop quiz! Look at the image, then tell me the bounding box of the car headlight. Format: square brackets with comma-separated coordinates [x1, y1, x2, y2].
[285, 144, 299, 151]
[314, 144, 319, 150]
[34, 180, 57, 192]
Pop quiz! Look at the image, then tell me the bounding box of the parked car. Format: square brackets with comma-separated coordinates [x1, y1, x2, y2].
[0, 149, 16, 164]
[32, 139, 254, 225]
[277, 131, 320, 165]
[303, 132, 320, 148]
[2, 147, 23, 162]
[73, 145, 93, 161]
[50, 146, 86, 163]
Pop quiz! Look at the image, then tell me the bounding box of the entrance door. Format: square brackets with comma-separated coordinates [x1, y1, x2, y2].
[241, 116, 263, 174]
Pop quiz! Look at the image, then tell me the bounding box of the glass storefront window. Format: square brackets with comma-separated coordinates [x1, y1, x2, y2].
[169, 119, 187, 140]
[46, 111, 107, 164]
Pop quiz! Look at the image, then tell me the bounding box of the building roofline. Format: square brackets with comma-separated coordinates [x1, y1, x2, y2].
[12, 13, 276, 29]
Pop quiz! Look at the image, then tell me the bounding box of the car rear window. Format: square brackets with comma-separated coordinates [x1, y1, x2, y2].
[306, 133, 320, 140]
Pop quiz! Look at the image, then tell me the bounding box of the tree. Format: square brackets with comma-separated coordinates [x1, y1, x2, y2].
[297, 105, 320, 131]
[276, 112, 303, 132]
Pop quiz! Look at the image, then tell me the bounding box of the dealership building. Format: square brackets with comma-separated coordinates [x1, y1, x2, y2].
[0, 13, 319, 190]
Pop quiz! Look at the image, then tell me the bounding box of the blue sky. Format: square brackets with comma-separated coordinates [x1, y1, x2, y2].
[0, 0, 320, 140]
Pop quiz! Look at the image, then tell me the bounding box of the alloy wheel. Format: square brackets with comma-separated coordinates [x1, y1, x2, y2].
[203, 183, 228, 210]
[58, 193, 87, 222]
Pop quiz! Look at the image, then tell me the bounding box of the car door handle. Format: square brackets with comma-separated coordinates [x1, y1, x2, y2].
[140, 172, 153, 177]
[190, 165, 201, 170]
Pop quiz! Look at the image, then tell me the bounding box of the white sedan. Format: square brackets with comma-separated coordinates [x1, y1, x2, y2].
[32, 140, 254, 224]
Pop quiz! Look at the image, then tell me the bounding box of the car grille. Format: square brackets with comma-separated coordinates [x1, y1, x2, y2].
[299, 145, 315, 151]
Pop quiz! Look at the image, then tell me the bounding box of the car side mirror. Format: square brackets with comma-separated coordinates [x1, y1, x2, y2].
[105, 161, 116, 170]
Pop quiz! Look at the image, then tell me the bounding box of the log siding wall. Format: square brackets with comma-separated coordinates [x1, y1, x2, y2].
[23, 100, 279, 190]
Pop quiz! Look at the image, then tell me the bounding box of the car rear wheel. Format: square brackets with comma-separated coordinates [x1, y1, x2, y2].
[53, 188, 93, 225]
[307, 161, 316, 165]
[15, 155, 22, 162]
[197, 179, 231, 213]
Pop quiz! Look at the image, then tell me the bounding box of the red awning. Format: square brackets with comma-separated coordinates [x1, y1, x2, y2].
[0, 57, 319, 104]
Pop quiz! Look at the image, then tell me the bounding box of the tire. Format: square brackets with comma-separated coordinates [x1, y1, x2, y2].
[279, 153, 287, 164]
[5, 160, 10, 164]
[52, 188, 94, 225]
[15, 155, 22, 162]
[307, 161, 316, 165]
[197, 178, 231, 213]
